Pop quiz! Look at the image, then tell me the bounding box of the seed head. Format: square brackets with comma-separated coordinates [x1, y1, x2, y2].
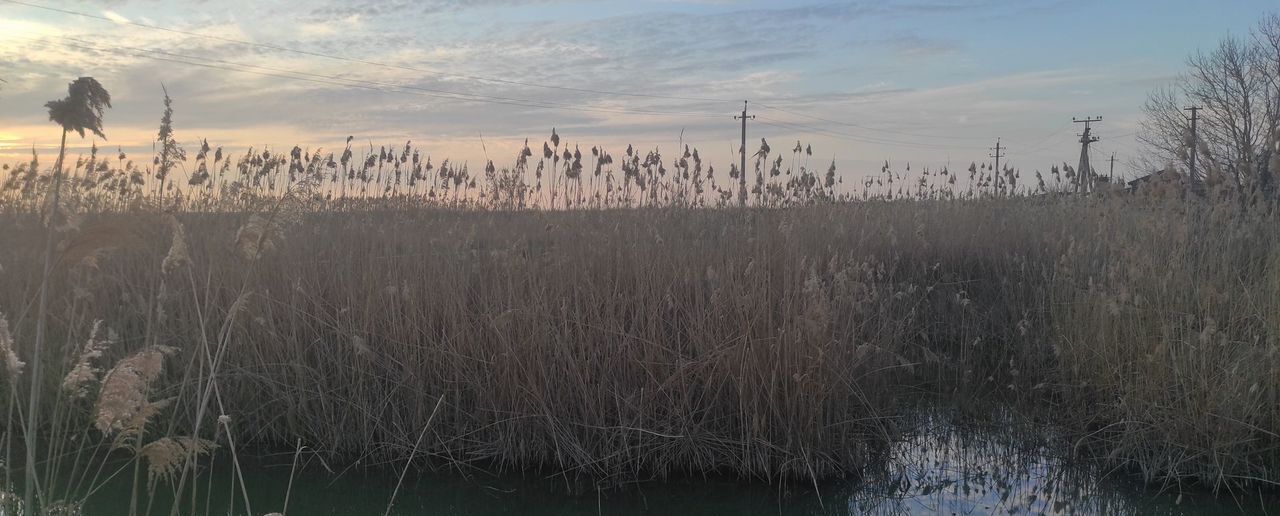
[139, 436, 217, 486]
[94, 346, 176, 436]
[161, 215, 191, 275]
[63, 319, 115, 399]
[0, 313, 23, 378]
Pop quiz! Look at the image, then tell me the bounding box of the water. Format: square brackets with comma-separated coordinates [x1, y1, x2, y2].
[61, 410, 1279, 514]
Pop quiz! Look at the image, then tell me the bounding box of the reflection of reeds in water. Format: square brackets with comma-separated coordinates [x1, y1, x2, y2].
[850, 408, 1260, 515]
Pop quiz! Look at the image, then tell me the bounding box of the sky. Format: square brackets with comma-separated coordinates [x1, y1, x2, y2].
[0, 0, 1276, 184]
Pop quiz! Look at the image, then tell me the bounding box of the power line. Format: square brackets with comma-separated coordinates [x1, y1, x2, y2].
[1014, 122, 1071, 154]
[755, 116, 976, 150]
[0, 0, 734, 105]
[754, 102, 991, 142]
[755, 102, 1093, 160]
[756, 117, 971, 150]
[754, 118, 924, 149]
[15, 34, 731, 119]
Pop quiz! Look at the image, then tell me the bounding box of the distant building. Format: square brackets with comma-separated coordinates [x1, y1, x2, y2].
[1125, 169, 1205, 197]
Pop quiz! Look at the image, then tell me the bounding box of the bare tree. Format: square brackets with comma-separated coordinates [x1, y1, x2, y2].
[1258, 14, 1280, 133]
[1137, 87, 1192, 171]
[1138, 13, 1279, 197]
[1257, 13, 1280, 189]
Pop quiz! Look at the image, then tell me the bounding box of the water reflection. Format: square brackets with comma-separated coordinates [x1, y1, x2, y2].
[845, 410, 1219, 515]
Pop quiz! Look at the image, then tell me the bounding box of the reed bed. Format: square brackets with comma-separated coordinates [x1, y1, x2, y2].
[1, 88, 1277, 513]
[3, 190, 1277, 491]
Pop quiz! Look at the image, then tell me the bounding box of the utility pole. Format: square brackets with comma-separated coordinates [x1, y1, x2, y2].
[734, 100, 754, 207]
[1109, 152, 1117, 185]
[989, 137, 1006, 195]
[1185, 106, 1201, 185]
[1073, 116, 1102, 194]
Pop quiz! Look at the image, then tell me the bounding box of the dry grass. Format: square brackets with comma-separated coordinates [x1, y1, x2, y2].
[1050, 198, 1280, 489]
[0, 107, 1277, 514]
[1, 186, 1275, 497]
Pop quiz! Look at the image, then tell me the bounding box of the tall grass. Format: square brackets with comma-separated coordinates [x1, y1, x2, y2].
[0, 91, 1277, 513]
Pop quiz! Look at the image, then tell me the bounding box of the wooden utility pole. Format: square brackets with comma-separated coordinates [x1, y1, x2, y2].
[989, 137, 1006, 194]
[1109, 152, 1117, 184]
[734, 101, 754, 207]
[1073, 116, 1102, 193]
[1185, 106, 1201, 184]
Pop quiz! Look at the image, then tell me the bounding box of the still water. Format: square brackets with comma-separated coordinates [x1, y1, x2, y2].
[78, 410, 1273, 515]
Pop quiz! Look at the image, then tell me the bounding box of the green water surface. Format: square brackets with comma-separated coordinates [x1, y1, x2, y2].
[17, 410, 1276, 515]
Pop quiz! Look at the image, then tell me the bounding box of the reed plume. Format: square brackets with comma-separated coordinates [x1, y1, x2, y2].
[0, 313, 22, 379]
[61, 319, 113, 399]
[94, 346, 176, 437]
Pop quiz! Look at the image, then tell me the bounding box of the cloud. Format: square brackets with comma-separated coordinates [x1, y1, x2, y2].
[101, 10, 130, 24]
[0, 0, 1174, 176]
[301, 0, 581, 21]
[879, 33, 963, 58]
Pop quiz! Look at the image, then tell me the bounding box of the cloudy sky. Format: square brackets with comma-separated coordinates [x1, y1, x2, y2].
[0, 0, 1275, 182]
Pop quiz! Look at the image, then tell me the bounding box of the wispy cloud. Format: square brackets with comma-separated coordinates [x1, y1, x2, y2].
[0, 0, 1257, 177]
[101, 10, 131, 24]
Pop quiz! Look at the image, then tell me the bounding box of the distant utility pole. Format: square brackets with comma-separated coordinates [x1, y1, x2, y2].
[1185, 106, 1201, 185]
[988, 136, 1008, 193]
[989, 137, 1006, 194]
[1109, 152, 1117, 184]
[734, 100, 754, 207]
[1073, 116, 1102, 194]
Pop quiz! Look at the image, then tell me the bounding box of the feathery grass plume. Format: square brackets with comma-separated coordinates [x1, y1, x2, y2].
[235, 213, 280, 261]
[161, 215, 190, 275]
[62, 319, 115, 399]
[114, 397, 174, 449]
[0, 313, 22, 378]
[94, 346, 176, 436]
[45, 78, 111, 140]
[138, 436, 217, 487]
[26, 76, 112, 513]
[153, 86, 186, 194]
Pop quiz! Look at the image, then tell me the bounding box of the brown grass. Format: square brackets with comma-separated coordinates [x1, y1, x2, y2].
[1, 189, 1275, 497]
[0, 118, 1277, 516]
